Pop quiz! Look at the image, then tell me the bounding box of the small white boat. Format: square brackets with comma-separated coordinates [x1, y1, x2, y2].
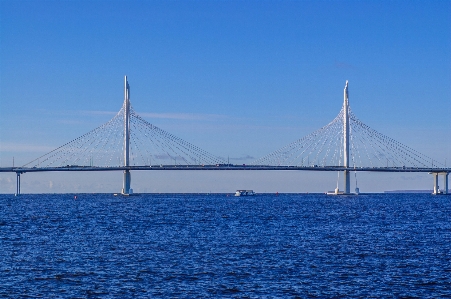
[326, 187, 359, 195]
[235, 190, 255, 196]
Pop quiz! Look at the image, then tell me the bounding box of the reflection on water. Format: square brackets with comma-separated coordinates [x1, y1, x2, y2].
[0, 193, 450, 297]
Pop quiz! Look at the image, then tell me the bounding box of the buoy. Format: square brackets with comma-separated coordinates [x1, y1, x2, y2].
[74, 195, 77, 200]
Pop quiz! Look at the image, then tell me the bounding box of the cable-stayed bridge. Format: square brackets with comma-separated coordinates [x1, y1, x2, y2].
[1, 77, 449, 195]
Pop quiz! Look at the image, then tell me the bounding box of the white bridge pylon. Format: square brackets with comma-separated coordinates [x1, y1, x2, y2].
[343, 80, 350, 193]
[122, 76, 131, 195]
[254, 81, 447, 194]
[23, 76, 226, 194]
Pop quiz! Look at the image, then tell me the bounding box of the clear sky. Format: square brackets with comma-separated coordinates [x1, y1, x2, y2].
[1, 0, 450, 193]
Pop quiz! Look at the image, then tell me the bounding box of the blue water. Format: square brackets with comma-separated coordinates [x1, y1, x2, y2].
[0, 193, 450, 298]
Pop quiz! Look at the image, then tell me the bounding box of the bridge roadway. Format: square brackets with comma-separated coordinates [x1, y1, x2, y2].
[1, 165, 450, 173]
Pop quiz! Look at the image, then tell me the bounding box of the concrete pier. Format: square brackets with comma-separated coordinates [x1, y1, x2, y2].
[431, 172, 449, 195]
[122, 169, 131, 195]
[433, 172, 439, 194]
[15, 172, 21, 196]
[445, 173, 449, 194]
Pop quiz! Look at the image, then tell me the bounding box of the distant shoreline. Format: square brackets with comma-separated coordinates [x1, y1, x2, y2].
[384, 190, 449, 194]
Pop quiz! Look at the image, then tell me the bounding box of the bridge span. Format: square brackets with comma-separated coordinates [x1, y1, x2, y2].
[1, 165, 450, 173]
[2, 165, 449, 196]
[4, 77, 449, 195]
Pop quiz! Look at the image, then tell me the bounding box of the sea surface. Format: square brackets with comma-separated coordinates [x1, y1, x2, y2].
[0, 193, 450, 298]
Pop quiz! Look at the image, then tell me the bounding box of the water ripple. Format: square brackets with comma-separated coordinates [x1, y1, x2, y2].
[0, 193, 450, 298]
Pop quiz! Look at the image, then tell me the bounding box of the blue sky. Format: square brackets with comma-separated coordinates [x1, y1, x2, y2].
[1, 0, 450, 193]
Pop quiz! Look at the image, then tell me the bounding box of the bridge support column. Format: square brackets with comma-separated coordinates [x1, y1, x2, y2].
[15, 172, 21, 196]
[432, 173, 439, 194]
[122, 170, 132, 195]
[431, 172, 449, 195]
[443, 173, 449, 195]
[344, 170, 350, 194]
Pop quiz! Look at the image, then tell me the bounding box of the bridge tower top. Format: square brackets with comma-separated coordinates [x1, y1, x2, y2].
[343, 80, 349, 168]
[124, 76, 130, 167]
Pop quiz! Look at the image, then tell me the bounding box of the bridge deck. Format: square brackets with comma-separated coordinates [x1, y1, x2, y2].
[1, 165, 450, 173]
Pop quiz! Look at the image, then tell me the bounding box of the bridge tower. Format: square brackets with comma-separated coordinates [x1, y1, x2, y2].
[343, 81, 351, 194]
[122, 76, 132, 195]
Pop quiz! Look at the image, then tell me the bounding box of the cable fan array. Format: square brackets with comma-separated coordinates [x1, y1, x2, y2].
[23, 103, 225, 168]
[254, 106, 440, 168]
[23, 95, 440, 169]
